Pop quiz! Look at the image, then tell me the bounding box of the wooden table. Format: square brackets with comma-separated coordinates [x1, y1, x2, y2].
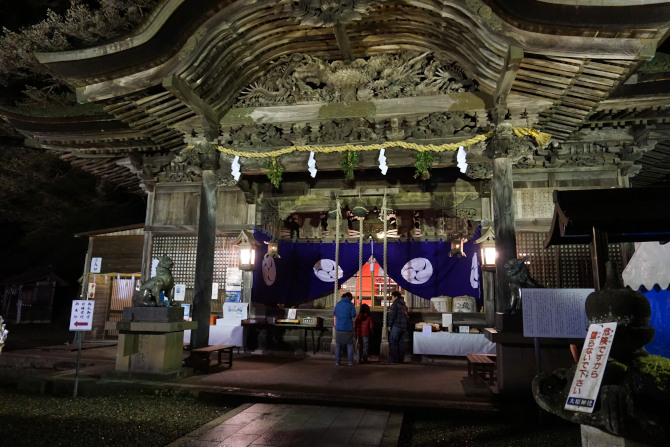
[273, 323, 325, 354]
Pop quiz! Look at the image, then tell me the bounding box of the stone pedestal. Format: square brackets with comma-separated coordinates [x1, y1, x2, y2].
[106, 307, 197, 380]
[581, 425, 648, 447]
[485, 312, 577, 398]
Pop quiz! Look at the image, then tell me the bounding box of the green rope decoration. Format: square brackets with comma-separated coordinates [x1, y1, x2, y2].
[414, 151, 436, 180]
[340, 150, 358, 181]
[266, 157, 285, 189]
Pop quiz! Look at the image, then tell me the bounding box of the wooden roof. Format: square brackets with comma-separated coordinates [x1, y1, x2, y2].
[544, 186, 670, 246]
[1, 0, 670, 192]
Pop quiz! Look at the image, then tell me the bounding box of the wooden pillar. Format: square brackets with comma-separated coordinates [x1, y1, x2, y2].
[482, 270, 496, 326]
[191, 145, 220, 349]
[591, 226, 609, 291]
[492, 157, 517, 313]
[141, 188, 155, 280]
[242, 202, 256, 307]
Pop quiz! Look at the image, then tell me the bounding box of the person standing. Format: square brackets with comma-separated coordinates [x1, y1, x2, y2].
[354, 303, 374, 363]
[388, 290, 408, 364]
[333, 291, 357, 365]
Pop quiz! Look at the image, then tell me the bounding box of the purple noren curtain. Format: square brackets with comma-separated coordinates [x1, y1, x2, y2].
[251, 230, 481, 306]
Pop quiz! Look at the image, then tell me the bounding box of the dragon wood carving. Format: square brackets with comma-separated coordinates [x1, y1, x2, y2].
[235, 52, 478, 107]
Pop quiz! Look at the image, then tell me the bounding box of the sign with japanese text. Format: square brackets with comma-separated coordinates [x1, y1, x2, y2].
[90, 257, 102, 273]
[564, 322, 617, 413]
[211, 282, 219, 300]
[522, 289, 592, 338]
[69, 300, 95, 331]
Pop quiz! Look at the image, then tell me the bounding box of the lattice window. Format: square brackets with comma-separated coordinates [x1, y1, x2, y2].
[516, 232, 624, 289]
[151, 236, 239, 288]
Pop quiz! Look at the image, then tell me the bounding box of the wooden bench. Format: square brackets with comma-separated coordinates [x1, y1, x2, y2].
[466, 353, 496, 386]
[185, 344, 234, 372]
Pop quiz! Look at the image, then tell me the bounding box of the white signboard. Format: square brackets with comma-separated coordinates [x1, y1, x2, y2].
[565, 322, 617, 413]
[226, 268, 242, 289]
[442, 313, 453, 329]
[220, 302, 248, 325]
[422, 324, 432, 337]
[69, 300, 95, 331]
[150, 258, 159, 277]
[287, 308, 297, 320]
[90, 257, 102, 273]
[174, 284, 186, 301]
[211, 282, 219, 300]
[522, 289, 592, 338]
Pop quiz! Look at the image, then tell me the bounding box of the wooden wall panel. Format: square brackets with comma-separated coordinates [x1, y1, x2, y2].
[90, 236, 143, 273]
[152, 189, 200, 226]
[217, 190, 249, 225]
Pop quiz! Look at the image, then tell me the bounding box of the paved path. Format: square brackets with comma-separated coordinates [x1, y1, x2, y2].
[168, 403, 402, 447]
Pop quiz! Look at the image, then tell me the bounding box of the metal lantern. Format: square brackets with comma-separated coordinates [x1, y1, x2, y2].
[449, 236, 467, 258]
[233, 230, 260, 270]
[475, 226, 496, 268]
[264, 238, 280, 258]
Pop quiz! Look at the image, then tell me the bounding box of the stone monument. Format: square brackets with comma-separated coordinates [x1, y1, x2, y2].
[107, 256, 197, 380]
[532, 262, 670, 446]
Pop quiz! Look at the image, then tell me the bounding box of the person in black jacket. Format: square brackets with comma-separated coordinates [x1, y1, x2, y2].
[387, 290, 408, 364]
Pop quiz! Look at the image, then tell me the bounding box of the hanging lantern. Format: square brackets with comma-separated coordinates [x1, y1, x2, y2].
[475, 226, 496, 268]
[233, 230, 260, 270]
[449, 236, 467, 258]
[264, 238, 280, 258]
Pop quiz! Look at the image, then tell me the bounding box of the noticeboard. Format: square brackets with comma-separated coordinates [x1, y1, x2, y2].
[522, 289, 592, 338]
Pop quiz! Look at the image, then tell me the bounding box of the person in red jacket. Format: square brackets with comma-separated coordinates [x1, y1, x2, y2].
[354, 303, 374, 363]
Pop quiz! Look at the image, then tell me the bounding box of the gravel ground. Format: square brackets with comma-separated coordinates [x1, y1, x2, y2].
[0, 383, 581, 447]
[0, 385, 230, 447]
[1, 322, 582, 446]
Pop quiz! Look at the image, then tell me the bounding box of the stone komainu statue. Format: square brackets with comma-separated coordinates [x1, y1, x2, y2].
[132, 256, 175, 307]
[504, 257, 542, 313]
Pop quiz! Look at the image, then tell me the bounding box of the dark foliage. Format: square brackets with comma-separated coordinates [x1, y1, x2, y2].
[0, 145, 146, 281]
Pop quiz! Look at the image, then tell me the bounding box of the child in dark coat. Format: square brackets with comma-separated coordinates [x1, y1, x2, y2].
[354, 303, 374, 363]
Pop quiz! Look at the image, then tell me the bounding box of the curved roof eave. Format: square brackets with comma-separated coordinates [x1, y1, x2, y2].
[36, 0, 658, 106]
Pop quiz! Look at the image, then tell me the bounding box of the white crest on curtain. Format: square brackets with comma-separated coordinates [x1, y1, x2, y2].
[313, 258, 343, 282]
[262, 257, 277, 286]
[470, 251, 479, 289]
[401, 257, 433, 284]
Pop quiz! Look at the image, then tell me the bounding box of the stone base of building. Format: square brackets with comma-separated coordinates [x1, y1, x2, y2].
[101, 367, 194, 381]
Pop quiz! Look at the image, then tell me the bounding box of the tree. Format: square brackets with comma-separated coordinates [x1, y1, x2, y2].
[0, 0, 158, 108]
[0, 1, 158, 281]
[0, 129, 146, 281]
